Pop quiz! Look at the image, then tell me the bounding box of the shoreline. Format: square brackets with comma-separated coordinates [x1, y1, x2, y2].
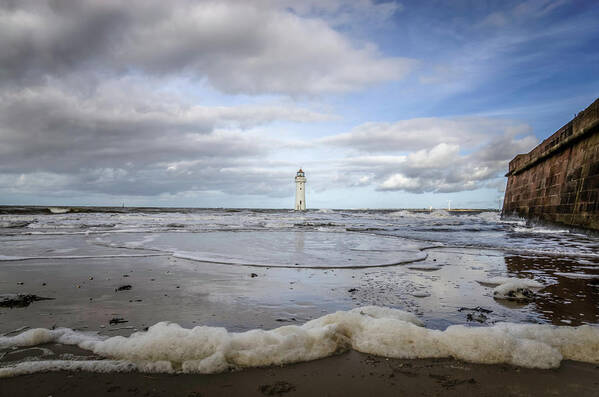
[2, 351, 598, 396]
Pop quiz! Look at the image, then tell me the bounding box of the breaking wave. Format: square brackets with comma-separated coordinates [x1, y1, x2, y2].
[513, 226, 571, 234]
[48, 207, 71, 214]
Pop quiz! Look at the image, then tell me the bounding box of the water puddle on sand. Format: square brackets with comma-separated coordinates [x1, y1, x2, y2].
[504, 255, 599, 326]
[93, 231, 429, 268]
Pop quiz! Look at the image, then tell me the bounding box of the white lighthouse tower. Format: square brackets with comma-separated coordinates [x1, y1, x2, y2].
[295, 169, 306, 210]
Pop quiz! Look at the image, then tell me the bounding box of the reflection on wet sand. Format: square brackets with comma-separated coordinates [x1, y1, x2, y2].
[505, 255, 599, 325]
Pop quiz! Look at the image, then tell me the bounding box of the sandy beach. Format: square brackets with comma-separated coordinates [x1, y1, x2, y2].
[2, 352, 599, 396]
[1, 252, 598, 396]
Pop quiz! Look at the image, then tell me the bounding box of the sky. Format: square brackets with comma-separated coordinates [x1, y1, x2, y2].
[1, 0, 598, 209]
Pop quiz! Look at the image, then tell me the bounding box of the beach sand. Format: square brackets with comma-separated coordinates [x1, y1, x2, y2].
[1, 243, 598, 396]
[1, 351, 598, 396]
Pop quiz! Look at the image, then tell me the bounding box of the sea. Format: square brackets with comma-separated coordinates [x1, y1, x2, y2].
[0, 206, 598, 376]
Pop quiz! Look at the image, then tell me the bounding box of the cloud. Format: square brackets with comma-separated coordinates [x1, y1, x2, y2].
[0, 81, 333, 172]
[0, 78, 334, 199]
[322, 117, 532, 152]
[328, 118, 538, 193]
[3, 0, 577, 207]
[406, 143, 460, 168]
[2, 0, 390, 201]
[0, 172, 76, 196]
[380, 174, 421, 190]
[282, 0, 403, 28]
[475, 0, 569, 30]
[0, 0, 414, 95]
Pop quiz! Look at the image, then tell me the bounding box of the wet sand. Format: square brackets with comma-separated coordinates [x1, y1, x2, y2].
[1, 240, 598, 395]
[2, 246, 597, 335]
[1, 351, 598, 396]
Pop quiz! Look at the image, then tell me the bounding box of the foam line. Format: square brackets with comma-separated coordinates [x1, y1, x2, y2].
[173, 250, 428, 269]
[1, 306, 598, 377]
[0, 360, 135, 377]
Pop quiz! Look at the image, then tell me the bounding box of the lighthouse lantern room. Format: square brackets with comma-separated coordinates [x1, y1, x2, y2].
[295, 169, 306, 210]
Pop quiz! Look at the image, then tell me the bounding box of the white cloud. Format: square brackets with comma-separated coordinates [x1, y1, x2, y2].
[407, 143, 460, 168]
[381, 174, 421, 190]
[326, 117, 538, 193]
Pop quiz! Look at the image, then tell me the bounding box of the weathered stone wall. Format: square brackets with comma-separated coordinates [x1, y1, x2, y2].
[503, 98, 599, 230]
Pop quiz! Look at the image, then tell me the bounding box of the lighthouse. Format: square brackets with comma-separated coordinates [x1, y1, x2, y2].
[295, 169, 306, 210]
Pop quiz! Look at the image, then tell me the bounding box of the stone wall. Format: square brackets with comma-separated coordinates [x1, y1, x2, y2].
[502, 98, 599, 230]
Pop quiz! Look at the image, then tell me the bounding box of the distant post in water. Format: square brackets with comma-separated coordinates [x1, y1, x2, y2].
[295, 169, 306, 210]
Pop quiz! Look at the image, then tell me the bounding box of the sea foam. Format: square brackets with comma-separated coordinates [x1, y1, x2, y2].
[476, 277, 545, 300]
[476, 277, 544, 288]
[1, 306, 598, 378]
